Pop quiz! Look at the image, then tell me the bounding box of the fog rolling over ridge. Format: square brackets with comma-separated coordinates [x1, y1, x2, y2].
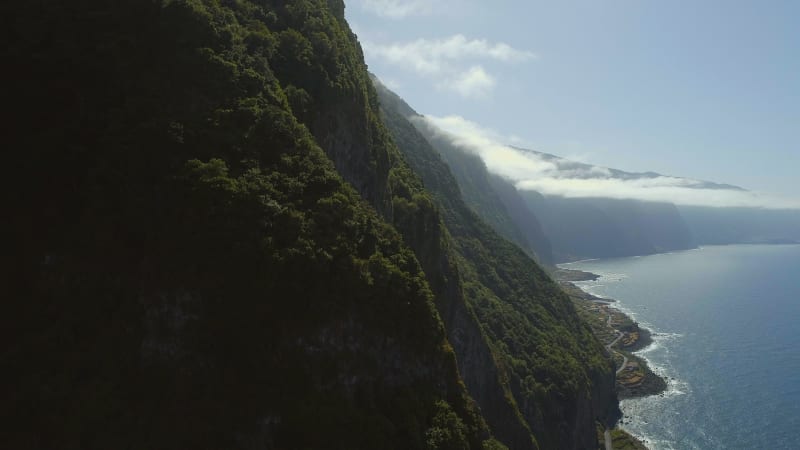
[373, 75, 556, 264]
[421, 114, 800, 210]
[393, 98, 800, 262]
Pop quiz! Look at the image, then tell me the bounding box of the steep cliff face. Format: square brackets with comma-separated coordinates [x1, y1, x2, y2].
[7, 0, 625, 448]
[678, 205, 800, 245]
[375, 80, 619, 449]
[268, 0, 397, 217]
[487, 174, 555, 266]
[6, 1, 490, 448]
[374, 81, 538, 448]
[523, 194, 696, 262]
[264, 10, 531, 447]
[376, 90, 554, 267]
[406, 117, 539, 261]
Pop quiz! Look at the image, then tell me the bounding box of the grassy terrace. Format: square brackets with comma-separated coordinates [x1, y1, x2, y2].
[610, 428, 648, 450]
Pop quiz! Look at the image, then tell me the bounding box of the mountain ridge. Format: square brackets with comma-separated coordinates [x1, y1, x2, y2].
[510, 146, 746, 191]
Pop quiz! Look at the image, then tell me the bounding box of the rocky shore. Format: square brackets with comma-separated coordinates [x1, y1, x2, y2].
[615, 352, 668, 399]
[552, 267, 601, 282]
[556, 268, 668, 449]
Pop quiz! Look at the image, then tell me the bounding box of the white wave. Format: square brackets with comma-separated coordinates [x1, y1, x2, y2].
[625, 434, 683, 450]
[556, 258, 599, 266]
[574, 285, 613, 300]
[594, 271, 630, 282]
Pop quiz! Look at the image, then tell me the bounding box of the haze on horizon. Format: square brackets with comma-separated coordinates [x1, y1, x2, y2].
[346, 0, 800, 207]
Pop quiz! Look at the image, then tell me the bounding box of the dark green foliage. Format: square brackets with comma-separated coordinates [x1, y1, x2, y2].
[5, 1, 488, 448]
[380, 89, 553, 266]
[375, 80, 617, 449]
[610, 428, 648, 450]
[425, 400, 471, 450]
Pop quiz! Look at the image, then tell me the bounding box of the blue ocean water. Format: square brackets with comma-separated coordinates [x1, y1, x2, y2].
[566, 245, 800, 450]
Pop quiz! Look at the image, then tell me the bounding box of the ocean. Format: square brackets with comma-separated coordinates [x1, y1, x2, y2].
[565, 245, 800, 450]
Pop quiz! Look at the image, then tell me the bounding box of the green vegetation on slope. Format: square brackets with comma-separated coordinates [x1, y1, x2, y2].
[610, 428, 648, 450]
[376, 80, 619, 449]
[5, 1, 491, 448]
[409, 119, 534, 259]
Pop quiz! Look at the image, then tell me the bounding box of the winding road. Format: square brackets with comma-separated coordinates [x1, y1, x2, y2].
[608, 332, 629, 376]
[604, 313, 629, 449]
[605, 316, 629, 375]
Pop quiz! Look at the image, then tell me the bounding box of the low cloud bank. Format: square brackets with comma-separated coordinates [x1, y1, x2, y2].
[414, 115, 800, 210]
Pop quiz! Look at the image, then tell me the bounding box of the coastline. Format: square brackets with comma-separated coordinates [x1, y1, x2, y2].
[557, 268, 667, 449]
[555, 245, 800, 449]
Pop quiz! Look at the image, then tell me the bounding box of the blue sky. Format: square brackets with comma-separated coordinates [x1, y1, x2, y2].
[345, 0, 800, 204]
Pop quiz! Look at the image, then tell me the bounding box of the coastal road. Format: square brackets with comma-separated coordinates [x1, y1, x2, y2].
[607, 330, 623, 349]
[616, 353, 629, 376]
[607, 331, 628, 375]
[605, 314, 629, 375]
[603, 318, 628, 450]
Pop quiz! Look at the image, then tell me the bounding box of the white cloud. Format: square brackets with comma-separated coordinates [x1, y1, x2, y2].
[416, 114, 800, 209]
[379, 77, 403, 91]
[515, 177, 800, 209]
[444, 66, 496, 99]
[362, 34, 534, 98]
[364, 35, 535, 75]
[355, 0, 433, 19]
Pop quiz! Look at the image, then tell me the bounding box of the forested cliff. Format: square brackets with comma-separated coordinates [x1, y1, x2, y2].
[5, 1, 616, 448]
[375, 80, 619, 448]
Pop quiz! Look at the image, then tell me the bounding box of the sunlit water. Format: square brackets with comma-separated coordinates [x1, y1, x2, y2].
[565, 245, 800, 449]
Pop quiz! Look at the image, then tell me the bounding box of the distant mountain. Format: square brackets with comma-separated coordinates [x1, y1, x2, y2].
[510, 149, 800, 255]
[400, 119, 799, 261]
[392, 119, 698, 262]
[514, 147, 745, 191]
[522, 193, 696, 261]
[677, 206, 800, 245]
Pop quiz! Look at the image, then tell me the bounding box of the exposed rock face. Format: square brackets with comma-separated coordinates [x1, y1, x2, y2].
[140, 292, 199, 362]
[310, 98, 394, 218]
[434, 254, 539, 450]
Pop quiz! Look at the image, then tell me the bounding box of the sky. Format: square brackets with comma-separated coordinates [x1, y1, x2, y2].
[345, 0, 800, 206]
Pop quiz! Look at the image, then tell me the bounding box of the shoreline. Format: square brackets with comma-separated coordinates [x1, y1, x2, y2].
[557, 268, 668, 449]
